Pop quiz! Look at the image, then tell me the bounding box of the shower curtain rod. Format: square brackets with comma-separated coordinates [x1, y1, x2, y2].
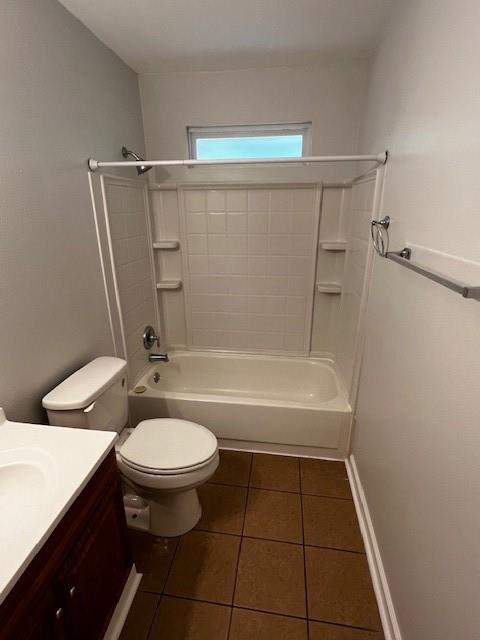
[87, 151, 388, 172]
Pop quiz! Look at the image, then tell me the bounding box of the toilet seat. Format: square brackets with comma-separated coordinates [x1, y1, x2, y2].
[119, 418, 218, 476]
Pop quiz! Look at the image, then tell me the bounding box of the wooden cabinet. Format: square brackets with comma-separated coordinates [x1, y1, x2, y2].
[0, 451, 132, 640]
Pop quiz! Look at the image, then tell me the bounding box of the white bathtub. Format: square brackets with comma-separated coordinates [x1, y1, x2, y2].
[129, 351, 351, 458]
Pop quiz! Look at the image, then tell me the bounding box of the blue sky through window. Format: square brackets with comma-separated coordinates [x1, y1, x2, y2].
[196, 135, 303, 160]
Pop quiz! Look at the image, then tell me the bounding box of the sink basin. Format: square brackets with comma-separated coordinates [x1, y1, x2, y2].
[0, 408, 117, 605]
[0, 448, 57, 515]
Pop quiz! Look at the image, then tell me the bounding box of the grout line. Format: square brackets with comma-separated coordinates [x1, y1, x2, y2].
[159, 594, 308, 621]
[145, 594, 162, 640]
[299, 457, 310, 639]
[228, 450, 253, 631]
[226, 605, 234, 640]
[192, 528, 364, 555]
[307, 617, 385, 633]
[142, 594, 382, 634]
[208, 480, 353, 501]
[304, 543, 366, 556]
[160, 536, 181, 597]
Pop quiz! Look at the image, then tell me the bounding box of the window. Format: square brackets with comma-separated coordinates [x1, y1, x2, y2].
[187, 123, 312, 161]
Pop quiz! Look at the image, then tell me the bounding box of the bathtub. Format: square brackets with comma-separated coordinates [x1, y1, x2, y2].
[129, 351, 352, 458]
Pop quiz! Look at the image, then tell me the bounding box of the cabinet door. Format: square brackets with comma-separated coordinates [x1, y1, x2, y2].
[10, 587, 68, 640]
[56, 484, 131, 640]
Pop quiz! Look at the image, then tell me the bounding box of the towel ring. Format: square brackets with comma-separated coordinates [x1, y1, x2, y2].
[371, 216, 390, 257]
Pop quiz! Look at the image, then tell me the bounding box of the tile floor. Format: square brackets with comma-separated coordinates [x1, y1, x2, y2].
[120, 451, 384, 640]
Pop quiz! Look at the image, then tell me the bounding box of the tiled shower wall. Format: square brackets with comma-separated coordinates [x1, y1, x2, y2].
[335, 173, 379, 397]
[180, 186, 320, 354]
[102, 177, 157, 381]
[310, 186, 351, 357]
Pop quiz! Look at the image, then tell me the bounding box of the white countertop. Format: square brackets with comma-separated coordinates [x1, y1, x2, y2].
[0, 408, 117, 605]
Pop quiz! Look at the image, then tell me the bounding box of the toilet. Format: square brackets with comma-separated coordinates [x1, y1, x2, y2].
[42, 356, 219, 537]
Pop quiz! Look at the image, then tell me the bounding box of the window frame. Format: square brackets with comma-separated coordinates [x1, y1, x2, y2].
[187, 122, 312, 161]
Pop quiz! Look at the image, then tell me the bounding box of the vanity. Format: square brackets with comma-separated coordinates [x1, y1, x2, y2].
[0, 409, 136, 639]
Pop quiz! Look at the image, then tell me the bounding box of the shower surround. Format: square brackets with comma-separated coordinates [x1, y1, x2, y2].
[93, 169, 382, 458]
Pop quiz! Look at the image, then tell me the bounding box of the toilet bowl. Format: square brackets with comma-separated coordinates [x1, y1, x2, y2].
[42, 357, 218, 537]
[117, 418, 219, 536]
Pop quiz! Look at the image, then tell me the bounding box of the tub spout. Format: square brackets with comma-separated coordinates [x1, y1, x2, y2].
[148, 353, 169, 363]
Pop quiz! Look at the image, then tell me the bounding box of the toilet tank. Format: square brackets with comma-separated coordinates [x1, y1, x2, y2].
[42, 357, 128, 432]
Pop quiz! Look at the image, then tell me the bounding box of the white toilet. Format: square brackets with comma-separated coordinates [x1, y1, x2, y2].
[42, 356, 219, 537]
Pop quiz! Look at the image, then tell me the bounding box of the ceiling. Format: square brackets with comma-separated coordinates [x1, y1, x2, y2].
[59, 0, 392, 74]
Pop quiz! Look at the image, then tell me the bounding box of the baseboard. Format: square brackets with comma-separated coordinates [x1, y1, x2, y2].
[103, 565, 142, 640]
[345, 455, 402, 640]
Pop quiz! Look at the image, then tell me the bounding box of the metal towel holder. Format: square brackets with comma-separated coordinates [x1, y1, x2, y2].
[370, 217, 480, 300]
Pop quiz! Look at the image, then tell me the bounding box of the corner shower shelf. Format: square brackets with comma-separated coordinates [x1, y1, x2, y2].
[156, 280, 182, 290]
[153, 241, 180, 250]
[316, 282, 342, 294]
[319, 241, 346, 251]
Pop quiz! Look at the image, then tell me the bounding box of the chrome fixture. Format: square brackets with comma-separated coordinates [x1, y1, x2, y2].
[371, 217, 480, 300]
[371, 216, 390, 257]
[88, 150, 389, 172]
[386, 249, 480, 300]
[121, 146, 152, 175]
[149, 353, 170, 363]
[153, 372, 160, 383]
[143, 325, 159, 350]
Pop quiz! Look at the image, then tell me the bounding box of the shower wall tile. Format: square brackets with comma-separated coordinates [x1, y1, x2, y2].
[105, 181, 156, 382]
[181, 186, 318, 354]
[335, 176, 376, 395]
[206, 190, 226, 212]
[247, 189, 269, 211]
[150, 189, 187, 350]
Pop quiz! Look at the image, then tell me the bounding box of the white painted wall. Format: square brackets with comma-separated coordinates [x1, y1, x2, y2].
[0, 0, 145, 422]
[139, 63, 370, 183]
[353, 1, 480, 638]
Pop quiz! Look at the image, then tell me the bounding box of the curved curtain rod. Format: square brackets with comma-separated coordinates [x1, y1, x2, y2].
[87, 151, 388, 172]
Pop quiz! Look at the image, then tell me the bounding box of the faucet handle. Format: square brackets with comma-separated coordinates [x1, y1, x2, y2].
[143, 325, 159, 350]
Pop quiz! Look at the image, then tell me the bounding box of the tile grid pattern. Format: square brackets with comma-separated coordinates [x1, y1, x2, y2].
[104, 179, 156, 381]
[181, 187, 318, 353]
[122, 452, 384, 640]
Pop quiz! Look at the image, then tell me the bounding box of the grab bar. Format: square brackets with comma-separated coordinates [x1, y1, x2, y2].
[386, 248, 480, 300]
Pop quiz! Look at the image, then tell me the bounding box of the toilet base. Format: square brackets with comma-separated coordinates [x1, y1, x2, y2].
[149, 488, 202, 537]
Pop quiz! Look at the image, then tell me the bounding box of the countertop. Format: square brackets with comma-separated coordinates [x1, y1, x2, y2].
[0, 408, 117, 605]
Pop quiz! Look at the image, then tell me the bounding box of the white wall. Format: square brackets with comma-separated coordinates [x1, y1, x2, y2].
[0, 0, 145, 422]
[353, 1, 480, 638]
[139, 63, 369, 183]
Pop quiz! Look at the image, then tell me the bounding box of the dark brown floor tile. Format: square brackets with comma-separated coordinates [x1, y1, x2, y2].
[196, 483, 247, 535]
[148, 596, 230, 639]
[119, 591, 159, 640]
[243, 489, 303, 543]
[305, 547, 381, 630]
[129, 531, 178, 593]
[165, 531, 240, 604]
[234, 537, 306, 617]
[309, 621, 384, 639]
[300, 459, 351, 499]
[229, 608, 308, 639]
[250, 454, 300, 492]
[210, 450, 252, 486]
[302, 495, 363, 552]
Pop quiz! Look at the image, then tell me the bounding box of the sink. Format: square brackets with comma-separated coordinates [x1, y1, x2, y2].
[0, 448, 57, 516]
[0, 408, 117, 604]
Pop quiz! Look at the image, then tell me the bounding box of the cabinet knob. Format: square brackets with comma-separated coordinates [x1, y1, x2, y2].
[69, 586, 76, 598]
[55, 607, 63, 620]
